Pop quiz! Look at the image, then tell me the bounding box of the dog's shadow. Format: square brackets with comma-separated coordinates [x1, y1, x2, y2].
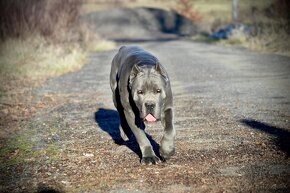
[94, 108, 160, 159]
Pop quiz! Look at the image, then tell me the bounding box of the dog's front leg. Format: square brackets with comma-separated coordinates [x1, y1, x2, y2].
[160, 108, 176, 160]
[123, 110, 160, 165]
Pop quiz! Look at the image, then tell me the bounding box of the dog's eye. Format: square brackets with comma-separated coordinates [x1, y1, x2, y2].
[137, 90, 143, 95]
[156, 89, 161, 93]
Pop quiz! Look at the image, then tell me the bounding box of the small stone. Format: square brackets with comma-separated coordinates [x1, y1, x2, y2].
[61, 180, 69, 184]
[83, 153, 94, 157]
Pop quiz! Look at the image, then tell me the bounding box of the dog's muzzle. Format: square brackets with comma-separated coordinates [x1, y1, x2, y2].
[144, 102, 157, 122]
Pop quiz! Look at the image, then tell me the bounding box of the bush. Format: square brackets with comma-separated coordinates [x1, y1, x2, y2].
[0, 0, 115, 97]
[0, 0, 89, 43]
[175, 0, 202, 22]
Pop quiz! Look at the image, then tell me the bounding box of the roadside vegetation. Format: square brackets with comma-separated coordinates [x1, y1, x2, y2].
[0, 0, 115, 130]
[0, 0, 115, 90]
[83, 0, 289, 55]
[181, 0, 289, 55]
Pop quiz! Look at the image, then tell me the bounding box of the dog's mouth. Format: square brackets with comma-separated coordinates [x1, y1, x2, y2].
[144, 113, 157, 122]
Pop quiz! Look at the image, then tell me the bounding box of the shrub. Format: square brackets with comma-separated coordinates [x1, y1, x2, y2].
[174, 0, 202, 22]
[0, 0, 90, 43]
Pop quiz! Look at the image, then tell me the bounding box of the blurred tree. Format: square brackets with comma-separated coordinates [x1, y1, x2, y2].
[232, 0, 239, 23]
[175, 0, 202, 22]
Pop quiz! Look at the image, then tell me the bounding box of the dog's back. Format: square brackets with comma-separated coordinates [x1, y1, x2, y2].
[110, 46, 158, 93]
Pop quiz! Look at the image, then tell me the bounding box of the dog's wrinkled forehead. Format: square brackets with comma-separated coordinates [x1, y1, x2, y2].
[139, 70, 163, 87]
[130, 64, 167, 89]
[140, 66, 161, 78]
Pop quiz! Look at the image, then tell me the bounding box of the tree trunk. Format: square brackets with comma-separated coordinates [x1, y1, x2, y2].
[232, 0, 239, 23]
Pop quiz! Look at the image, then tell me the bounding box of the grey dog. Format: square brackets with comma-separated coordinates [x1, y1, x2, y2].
[110, 46, 176, 164]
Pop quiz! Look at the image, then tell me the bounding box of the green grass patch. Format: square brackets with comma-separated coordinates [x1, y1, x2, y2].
[0, 117, 66, 169]
[0, 130, 37, 168]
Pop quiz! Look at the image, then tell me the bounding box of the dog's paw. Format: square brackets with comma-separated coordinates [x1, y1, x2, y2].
[160, 147, 175, 161]
[141, 155, 160, 165]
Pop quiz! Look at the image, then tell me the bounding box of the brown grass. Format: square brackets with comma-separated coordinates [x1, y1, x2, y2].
[0, 0, 115, 87]
[0, 0, 115, 132]
[222, 0, 290, 55]
[0, 0, 85, 95]
[0, 0, 84, 42]
[175, 0, 202, 22]
[187, 0, 290, 55]
[247, 20, 290, 55]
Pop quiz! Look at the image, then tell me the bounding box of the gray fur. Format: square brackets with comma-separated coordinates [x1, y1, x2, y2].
[110, 46, 175, 164]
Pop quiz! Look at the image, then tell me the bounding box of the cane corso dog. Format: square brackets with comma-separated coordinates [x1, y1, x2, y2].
[110, 46, 175, 164]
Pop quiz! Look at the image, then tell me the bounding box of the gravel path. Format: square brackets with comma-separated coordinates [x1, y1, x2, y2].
[2, 40, 290, 193]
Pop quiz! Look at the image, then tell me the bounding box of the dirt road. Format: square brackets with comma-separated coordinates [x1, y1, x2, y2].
[2, 40, 290, 192]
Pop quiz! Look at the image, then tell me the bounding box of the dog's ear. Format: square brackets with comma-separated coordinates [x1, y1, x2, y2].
[155, 63, 168, 82]
[131, 64, 141, 76]
[129, 64, 141, 89]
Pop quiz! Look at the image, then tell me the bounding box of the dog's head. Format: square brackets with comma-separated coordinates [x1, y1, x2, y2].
[129, 63, 168, 122]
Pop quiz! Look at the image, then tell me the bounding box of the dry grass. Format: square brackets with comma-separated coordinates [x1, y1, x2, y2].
[0, 0, 116, 78]
[0, 0, 115, 92]
[0, 0, 81, 41]
[191, 0, 274, 23]
[175, 0, 202, 22]
[0, 37, 88, 137]
[0, 37, 86, 79]
[245, 21, 290, 55]
[186, 0, 289, 55]
[0, 0, 116, 130]
[0, 36, 115, 81]
[194, 21, 290, 56]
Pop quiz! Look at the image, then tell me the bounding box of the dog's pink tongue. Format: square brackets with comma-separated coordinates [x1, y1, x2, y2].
[145, 114, 157, 122]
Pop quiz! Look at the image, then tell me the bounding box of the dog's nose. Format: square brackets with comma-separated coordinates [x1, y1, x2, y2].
[145, 102, 155, 111]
